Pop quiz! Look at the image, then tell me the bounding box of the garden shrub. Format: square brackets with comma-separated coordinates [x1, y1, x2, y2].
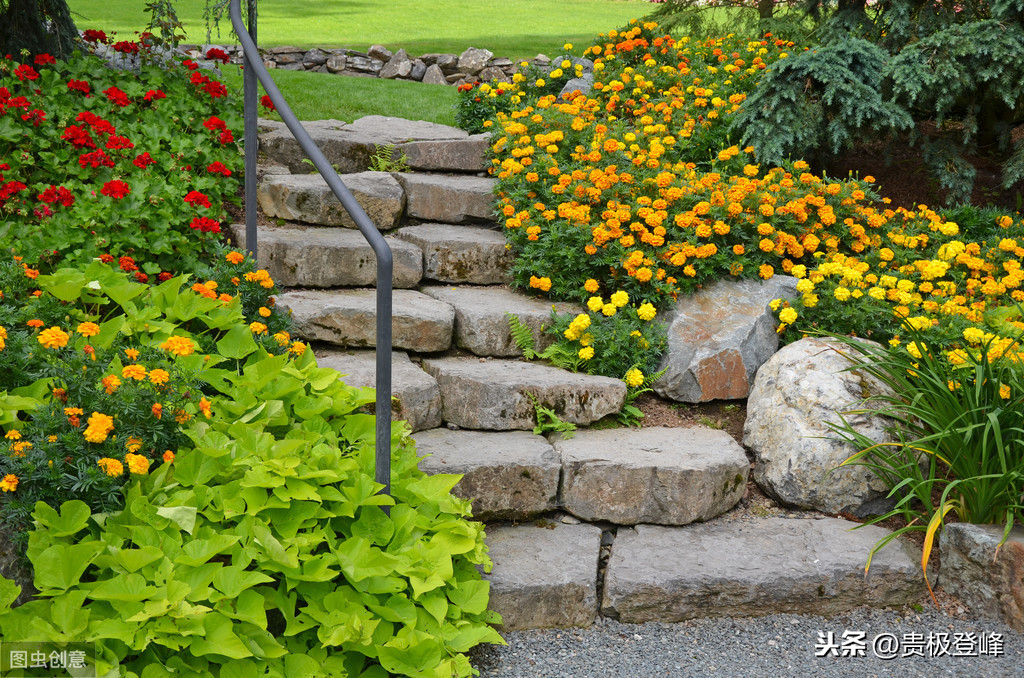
[0, 37, 242, 273]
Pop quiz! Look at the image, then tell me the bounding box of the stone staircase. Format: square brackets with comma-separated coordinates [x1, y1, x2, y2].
[236, 115, 927, 631]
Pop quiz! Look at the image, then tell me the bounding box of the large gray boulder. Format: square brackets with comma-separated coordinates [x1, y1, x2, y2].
[744, 337, 897, 518]
[555, 427, 748, 525]
[393, 173, 496, 224]
[602, 518, 923, 623]
[939, 523, 1024, 632]
[457, 47, 493, 76]
[654, 276, 798, 402]
[379, 48, 412, 79]
[396, 226, 511, 284]
[484, 523, 602, 629]
[421, 358, 625, 430]
[256, 172, 405, 230]
[413, 429, 560, 520]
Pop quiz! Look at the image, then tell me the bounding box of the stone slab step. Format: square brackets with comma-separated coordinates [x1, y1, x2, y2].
[317, 350, 441, 433]
[601, 517, 923, 624]
[229, 224, 422, 289]
[421, 357, 626, 430]
[393, 173, 495, 224]
[395, 224, 512, 284]
[484, 523, 603, 630]
[278, 289, 454, 353]
[421, 286, 581, 357]
[257, 171, 405, 229]
[554, 427, 749, 526]
[413, 429, 559, 520]
[259, 115, 486, 174]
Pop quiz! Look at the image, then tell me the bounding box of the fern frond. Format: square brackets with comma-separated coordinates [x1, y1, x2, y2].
[506, 313, 539, 359]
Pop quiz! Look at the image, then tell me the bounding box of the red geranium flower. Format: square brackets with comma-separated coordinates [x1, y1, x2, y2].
[143, 89, 166, 101]
[105, 135, 134, 150]
[219, 129, 234, 145]
[76, 111, 116, 135]
[33, 53, 56, 66]
[205, 48, 230, 64]
[189, 216, 221, 233]
[14, 64, 39, 81]
[260, 94, 275, 111]
[99, 253, 115, 263]
[0, 180, 28, 205]
[133, 152, 155, 169]
[182, 59, 199, 71]
[82, 29, 109, 44]
[206, 161, 232, 176]
[61, 125, 96, 148]
[67, 79, 91, 95]
[203, 80, 227, 98]
[190, 72, 209, 86]
[100, 180, 130, 199]
[183, 190, 211, 208]
[119, 256, 138, 272]
[79, 150, 115, 168]
[112, 41, 140, 55]
[203, 116, 226, 131]
[103, 86, 130, 107]
[21, 109, 45, 126]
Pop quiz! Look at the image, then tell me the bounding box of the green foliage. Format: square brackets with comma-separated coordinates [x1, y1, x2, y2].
[826, 327, 1024, 588]
[527, 392, 577, 437]
[734, 37, 913, 168]
[454, 81, 518, 135]
[0, 347, 502, 677]
[368, 144, 410, 173]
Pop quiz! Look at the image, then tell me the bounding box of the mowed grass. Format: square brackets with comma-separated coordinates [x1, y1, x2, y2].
[217, 67, 458, 124]
[68, 0, 652, 59]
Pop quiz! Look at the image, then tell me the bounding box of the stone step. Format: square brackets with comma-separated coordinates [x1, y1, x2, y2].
[420, 357, 625, 430]
[421, 286, 581, 357]
[259, 115, 487, 175]
[257, 171, 405, 230]
[317, 350, 441, 433]
[483, 522, 603, 630]
[393, 172, 496, 224]
[394, 224, 512, 285]
[413, 429, 559, 520]
[229, 224, 423, 289]
[601, 517, 923, 624]
[554, 427, 749, 526]
[278, 288, 454, 353]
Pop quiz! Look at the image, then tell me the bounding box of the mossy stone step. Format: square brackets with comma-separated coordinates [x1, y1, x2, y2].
[395, 224, 512, 284]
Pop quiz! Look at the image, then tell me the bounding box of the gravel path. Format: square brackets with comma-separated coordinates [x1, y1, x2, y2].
[470, 606, 1024, 677]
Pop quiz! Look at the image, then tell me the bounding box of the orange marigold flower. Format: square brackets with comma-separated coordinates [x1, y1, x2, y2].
[199, 397, 212, 419]
[290, 341, 307, 356]
[149, 368, 170, 385]
[125, 348, 140, 360]
[38, 326, 70, 349]
[77, 321, 101, 337]
[52, 387, 68, 402]
[84, 412, 115, 443]
[226, 251, 245, 265]
[160, 335, 195, 357]
[175, 409, 191, 424]
[97, 457, 123, 477]
[122, 364, 146, 381]
[125, 452, 150, 474]
[152, 403, 163, 419]
[249, 322, 267, 335]
[0, 474, 18, 492]
[584, 279, 600, 293]
[4, 430, 20, 440]
[125, 436, 143, 453]
[101, 375, 121, 394]
[163, 450, 175, 464]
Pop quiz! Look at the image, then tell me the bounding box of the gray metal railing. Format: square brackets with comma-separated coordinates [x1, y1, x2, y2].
[229, 0, 393, 499]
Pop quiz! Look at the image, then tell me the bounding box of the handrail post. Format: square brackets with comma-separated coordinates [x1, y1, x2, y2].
[230, 0, 392, 504]
[242, 0, 257, 257]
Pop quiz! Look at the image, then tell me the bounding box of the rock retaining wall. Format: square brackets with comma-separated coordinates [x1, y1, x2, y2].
[179, 43, 554, 87]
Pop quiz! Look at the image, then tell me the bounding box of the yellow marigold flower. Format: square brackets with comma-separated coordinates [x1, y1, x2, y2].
[84, 412, 115, 444]
[834, 287, 851, 302]
[290, 341, 307, 356]
[584, 279, 600, 293]
[149, 369, 170, 385]
[77, 321, 101, 337]
[249, 322, 268, 335]
[97, 458, 124, 477]
[101, 375, 121, 394]
[226, 251, 246, 265]
[273, 331, 291, 346]
[258, 306, 272, 318]
[122, 364, 146, 381]
[4, 430, 20, 440]
[587, 296, 604, 312]
[758, 264, 774, 280]
[125, 348, 140, 360]
[175, 409, 191, 424]
[125, 453, 150, 475]
[779, 307, 798, 324]
[38, 326, 69, 349]
[199, 397, 212, 419]
[160, 336, 195, 357]
[962, 327, 986, 344]
[610, 291, 629, 308]
[9, 441, 31, 456]
[637, 303, 657, 322]
[601, 303, 617, 317]
[1000, 384, 1011, 399]
[125, 437, 143, 453]
[578, 346, 595, 360]
[0, 474, 18, 492]
[796, 279, 814, 294]
[624, 368, 644, 388]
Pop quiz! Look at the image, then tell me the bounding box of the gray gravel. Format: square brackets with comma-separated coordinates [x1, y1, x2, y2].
[470, 607, 1024, 677]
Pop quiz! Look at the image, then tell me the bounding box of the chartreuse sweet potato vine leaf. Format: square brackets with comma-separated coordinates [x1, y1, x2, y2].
[0, 346, 503, 677]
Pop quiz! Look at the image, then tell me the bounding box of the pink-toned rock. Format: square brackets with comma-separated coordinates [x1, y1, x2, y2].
[939, 524, 1024, 632]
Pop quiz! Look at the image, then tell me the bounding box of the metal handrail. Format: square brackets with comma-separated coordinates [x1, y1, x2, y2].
[229, 0, 394, 499]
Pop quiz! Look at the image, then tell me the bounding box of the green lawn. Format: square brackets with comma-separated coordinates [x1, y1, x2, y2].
[218, 66, 458, 124]
[68, 0, 652, 60]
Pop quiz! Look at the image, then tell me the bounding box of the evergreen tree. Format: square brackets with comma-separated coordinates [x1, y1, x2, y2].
[0, 0, 78, 60]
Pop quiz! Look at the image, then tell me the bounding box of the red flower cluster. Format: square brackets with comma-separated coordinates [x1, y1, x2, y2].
[77, 111, 116, 135]
[79, 150, 115, 169]
[203, 80, 227, 98]
[183, 190, 211, 208]
[112, 41, 140, 55]
[206, 161, 231, 176]
[103, 86, 131, 107]
[67, 79, 91, 95]
[33, 53, 56, 66]
[38, 185, 75, 207]
[0, 180, 27, 207]
[105, 134, 134, 150]
[82, 29, 109, 44]
[189, 216, 221, 233]
[21, 108, 45, 126]
[119, 256, 138, 272]
[61, 125, 96, 148]
[99, 254, 115, 263]
[205, 48, 230, 64]
[14, 64, 39, 81]
[133, 152, 155, 169]
[143, 89, 166, 102]
[260, 94, 275, 111]
[100, 180, 130, 199]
